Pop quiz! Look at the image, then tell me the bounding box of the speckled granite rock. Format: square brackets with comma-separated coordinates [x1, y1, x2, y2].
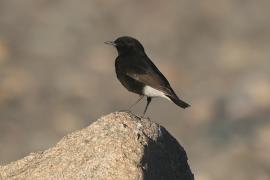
[0, 112, 194, 180]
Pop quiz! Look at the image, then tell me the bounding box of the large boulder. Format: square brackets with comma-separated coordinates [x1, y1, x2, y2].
[0, 112, 194, 180]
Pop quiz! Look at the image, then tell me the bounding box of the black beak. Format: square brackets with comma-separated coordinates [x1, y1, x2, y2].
[104, 41, 117, 46]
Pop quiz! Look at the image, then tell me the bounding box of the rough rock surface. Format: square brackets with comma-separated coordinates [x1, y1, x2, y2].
[0, 112, 194, 180]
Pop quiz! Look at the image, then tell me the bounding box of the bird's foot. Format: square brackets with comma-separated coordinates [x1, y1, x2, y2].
[140, 115, 150, 120]
[133, 114, 143, 120]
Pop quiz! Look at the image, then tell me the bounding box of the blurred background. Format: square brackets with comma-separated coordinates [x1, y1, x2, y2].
[0, 0, 269, 179]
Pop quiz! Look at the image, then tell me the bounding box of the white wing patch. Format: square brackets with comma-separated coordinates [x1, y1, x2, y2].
[143, 85, 171, 101]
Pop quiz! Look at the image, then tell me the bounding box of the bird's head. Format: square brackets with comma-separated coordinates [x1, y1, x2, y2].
[105, 36, 145, 55]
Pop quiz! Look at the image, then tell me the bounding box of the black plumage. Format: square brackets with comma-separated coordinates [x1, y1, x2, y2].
[105, 36, 190, 116]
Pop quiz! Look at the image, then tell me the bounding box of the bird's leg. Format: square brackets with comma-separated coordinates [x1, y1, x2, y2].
[134, 97, 151, 138]
[142, 97, 152, 117]
[118, 95, 144, 115]
[128, 95, 144, 111]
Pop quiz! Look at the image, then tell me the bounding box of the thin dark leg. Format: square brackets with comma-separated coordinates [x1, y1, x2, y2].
[128, 95, 144, 111]
[143, 97, 152, 117]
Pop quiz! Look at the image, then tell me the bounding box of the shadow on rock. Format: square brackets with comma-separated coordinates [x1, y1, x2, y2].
[141, 127, 194, 180]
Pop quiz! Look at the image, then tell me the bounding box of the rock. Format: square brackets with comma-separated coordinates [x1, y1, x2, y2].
[0, 112, 194, 180]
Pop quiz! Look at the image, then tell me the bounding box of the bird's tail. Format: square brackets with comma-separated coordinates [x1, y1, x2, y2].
[167, 94, 190, 109]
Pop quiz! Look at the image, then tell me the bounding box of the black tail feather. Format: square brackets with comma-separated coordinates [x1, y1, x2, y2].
[167, 95, 190, 109]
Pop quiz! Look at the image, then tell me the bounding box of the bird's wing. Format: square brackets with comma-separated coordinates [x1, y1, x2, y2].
[124, 59, 174, 95]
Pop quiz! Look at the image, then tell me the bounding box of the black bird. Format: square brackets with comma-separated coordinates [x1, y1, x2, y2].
[105, 36, 190, 116]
